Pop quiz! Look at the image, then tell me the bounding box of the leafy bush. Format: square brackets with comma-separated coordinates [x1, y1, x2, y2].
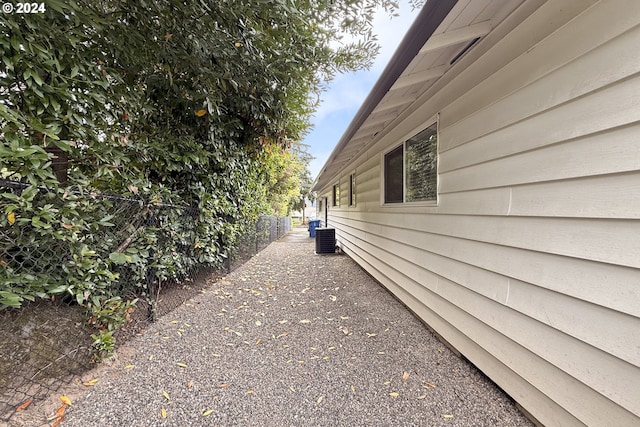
[1, 0, 399, 358]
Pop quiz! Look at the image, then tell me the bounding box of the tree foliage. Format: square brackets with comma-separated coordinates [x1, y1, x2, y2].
[1, 0, 402, 354]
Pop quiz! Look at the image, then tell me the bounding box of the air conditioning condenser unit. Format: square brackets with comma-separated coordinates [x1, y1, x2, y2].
[315, 228, 335, 254]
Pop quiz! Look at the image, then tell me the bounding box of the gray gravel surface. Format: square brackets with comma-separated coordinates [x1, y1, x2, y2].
[62, 228, 533, 427]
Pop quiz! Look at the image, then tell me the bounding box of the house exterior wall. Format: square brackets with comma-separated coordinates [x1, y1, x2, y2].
[316, 1, 640, 425]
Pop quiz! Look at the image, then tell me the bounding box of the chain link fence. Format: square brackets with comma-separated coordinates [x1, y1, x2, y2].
[0, 179, 290, 422]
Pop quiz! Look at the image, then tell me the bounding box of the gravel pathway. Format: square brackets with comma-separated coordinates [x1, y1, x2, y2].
[62, 227, 533, 427]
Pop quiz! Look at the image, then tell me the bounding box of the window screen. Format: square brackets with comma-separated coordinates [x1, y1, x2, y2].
[405, 122, 438, 202]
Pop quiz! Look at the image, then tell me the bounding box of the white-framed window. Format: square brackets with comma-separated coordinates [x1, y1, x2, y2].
[383, 120, 438, 205]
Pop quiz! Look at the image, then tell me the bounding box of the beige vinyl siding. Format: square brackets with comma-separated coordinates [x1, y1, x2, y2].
[318, 1, 640, 426]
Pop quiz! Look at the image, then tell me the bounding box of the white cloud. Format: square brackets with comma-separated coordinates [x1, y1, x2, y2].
[312, 70, 375, 123]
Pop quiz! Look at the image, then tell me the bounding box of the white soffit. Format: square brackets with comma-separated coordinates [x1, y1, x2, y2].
[314, 0, 525, 192]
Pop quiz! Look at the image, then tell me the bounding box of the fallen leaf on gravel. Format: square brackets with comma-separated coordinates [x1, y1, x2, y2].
[402, 371, 410, 381]
[219, 383, 230, 388]
[255, 339, 262, 345]
[246, 390, 254, 394]
[83, 378, 99, 386]
[255, 320, 262, 326]
[48, 404, 66, 420]
[15, 399, 32, 412]
[384, 381, 391, 385]
[162, 391, 171, 403]
[279, 319, 288, 324]
[51, 416, 64, 427]
[389, 392, 399, 398]
[351, 385, 356, 393]
[340, 316, 350, 320]
[299, 319, 311, 324]
[423, 382, 436, 389]
[341, 326, 349, 335]
[60, 396, 72, 406]
[443, 414, 454, 419]
[366, 333, 377, 338]
[418, 394, 427, 399]
[161, 408, 167, 418]
[202, 409, 214, 417]
[125, 364, 134, 369]
[176, 362, 188, 368]
[317, 395, 324, 404]
[188, 380, 194, 388]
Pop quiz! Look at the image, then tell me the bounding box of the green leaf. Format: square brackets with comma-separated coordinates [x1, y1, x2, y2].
[51, 97, 61, 112]
[32, 72, 43, 86]
[10, 37, 20, 51]
[47, 0, 66, 13]
[109, 252, 130, 264]
[49, 285, 68, 294]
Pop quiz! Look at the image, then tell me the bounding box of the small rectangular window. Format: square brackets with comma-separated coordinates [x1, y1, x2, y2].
[332, 183, 340, 207]
[349, 173, 356, 206]
[383, 121, 438, 204]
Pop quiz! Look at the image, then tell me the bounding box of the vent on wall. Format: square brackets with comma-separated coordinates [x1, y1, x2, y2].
[315, 228, 336, 254]
[450, 36, 481, 65]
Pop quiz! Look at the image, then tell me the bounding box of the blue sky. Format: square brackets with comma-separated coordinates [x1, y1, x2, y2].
[304, 1, 421, 179]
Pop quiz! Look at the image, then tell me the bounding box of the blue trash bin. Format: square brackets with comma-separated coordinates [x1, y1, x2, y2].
[308, 220, 321, 237]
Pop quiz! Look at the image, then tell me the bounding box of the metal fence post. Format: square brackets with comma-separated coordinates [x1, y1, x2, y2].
[145, 209, 158, 321]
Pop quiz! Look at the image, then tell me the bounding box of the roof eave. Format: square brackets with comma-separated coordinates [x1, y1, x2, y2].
[312, 0, 458, 192]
